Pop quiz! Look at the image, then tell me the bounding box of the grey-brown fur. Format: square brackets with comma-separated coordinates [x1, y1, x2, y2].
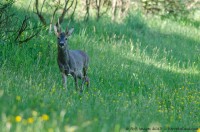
[54, 26, 89, 92]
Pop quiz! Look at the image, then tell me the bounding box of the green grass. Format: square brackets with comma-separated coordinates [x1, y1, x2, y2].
[0, 12, 200, 132]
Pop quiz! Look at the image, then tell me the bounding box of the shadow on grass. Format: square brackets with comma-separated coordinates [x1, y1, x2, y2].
[90, 47, 200, 96]
[4, 4, 199, 69]
[88, 37, 200, 95]
[74, 15, 200, 93]
[1, 5, 199, 90]
[79, 14, 200, 68]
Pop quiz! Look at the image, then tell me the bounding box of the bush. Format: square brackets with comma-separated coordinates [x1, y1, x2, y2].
[141, 0, 188, 18]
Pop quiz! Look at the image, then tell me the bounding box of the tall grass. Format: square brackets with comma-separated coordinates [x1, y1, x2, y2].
[0, 12, 200, 131]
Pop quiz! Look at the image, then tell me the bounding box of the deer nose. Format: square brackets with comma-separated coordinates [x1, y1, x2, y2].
[59, 41, 65, 46]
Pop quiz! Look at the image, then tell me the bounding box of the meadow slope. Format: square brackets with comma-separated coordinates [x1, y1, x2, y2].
[0, 13, 200, 131]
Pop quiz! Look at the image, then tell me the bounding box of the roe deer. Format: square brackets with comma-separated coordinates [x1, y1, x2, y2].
[54, 25, 89, 92]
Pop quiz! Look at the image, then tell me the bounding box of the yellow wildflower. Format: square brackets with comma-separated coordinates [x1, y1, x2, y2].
[15, 116, 22, 122]
[41, 114, 49, 121]
[197, 128, 200, 132]
[27, 117, 34, 124]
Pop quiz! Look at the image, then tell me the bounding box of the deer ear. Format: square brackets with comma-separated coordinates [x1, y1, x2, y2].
[66, 28, 74, 36]
[54, 26, 60, 37]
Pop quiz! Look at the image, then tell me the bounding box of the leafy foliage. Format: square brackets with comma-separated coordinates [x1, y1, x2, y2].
[141, 0, 189, 18]
[0, 0, 42, 45]
[0, 0, 15, 44]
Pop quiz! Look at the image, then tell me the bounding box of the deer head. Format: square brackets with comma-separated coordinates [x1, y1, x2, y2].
[54, 25, 74, 48]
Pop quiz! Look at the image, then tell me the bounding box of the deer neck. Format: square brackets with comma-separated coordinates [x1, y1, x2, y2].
[58, 45, 70, 65]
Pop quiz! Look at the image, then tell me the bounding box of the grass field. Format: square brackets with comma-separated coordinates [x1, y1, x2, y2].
[0, 10, 200, 132]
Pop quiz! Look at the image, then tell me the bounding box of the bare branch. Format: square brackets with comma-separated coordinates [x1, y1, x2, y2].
[41, 0, 46, 13]
[56, 0, 75, 26]
[35, 0, 47, 25]
[84, 0, 90, 21]
[15, 16, 29, 41]
[49, 0, 60, 33]
[70, 0, 77, 20]
[18, 29, 41, 44]
[67, 0, 75, 11]
[100, 4, 109, 17]
[14, 15, 42, 44]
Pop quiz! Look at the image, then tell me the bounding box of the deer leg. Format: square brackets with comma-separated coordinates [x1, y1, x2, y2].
[79, 74, 84, 93]
[62, 73, 67, 90]
[83, 67, 90, 88]
[81, 76, 86, 92]
[85, 76, 90, 88]
[74, 75, 79, 91]
[76, 72, 85, 93]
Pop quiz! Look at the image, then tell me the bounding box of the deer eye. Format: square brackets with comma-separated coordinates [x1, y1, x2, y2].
[65, 38, 68, 40]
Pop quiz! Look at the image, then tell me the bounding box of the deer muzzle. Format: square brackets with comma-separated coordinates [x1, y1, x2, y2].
[59, 41, 65, 47]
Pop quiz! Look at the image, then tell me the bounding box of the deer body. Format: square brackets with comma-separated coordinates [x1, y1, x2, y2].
[55, 27, 89, 92]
